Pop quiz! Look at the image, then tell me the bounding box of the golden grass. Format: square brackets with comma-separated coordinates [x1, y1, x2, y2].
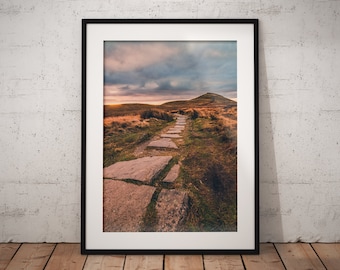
[102, 96, 238, 231]
[104, 115, 149, 128]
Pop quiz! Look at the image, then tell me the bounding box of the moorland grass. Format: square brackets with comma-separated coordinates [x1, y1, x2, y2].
[178, 114, 237, 232]
[103, 117, 173, 167]
[103, 94, 237, 232]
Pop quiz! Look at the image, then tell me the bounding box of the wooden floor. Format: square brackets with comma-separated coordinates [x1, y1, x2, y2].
[0, 243, 339, 269]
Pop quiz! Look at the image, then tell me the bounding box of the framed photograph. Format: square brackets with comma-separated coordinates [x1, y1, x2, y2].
[81, 19, 259, 254]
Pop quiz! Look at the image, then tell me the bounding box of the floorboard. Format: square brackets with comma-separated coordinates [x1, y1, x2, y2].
[275, 243, 326, 270]
[1, 243, 339, 269]
[243, 243, 285, 270]
[312, 243, 340, 270]
[164, 255, 204, 270]
[203, 254, 244, 270]
[124, 255, 163, 270]
[83, 254, 125, 270]
[5, 243, 55, 270]
[44, 243, 86, 270]
[0, 243, 21, 270]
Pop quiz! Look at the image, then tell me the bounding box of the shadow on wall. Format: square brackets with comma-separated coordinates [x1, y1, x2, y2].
[258, 30, 284, 242]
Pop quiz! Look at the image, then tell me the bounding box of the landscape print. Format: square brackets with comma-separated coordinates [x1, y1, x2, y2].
[103, 41, 237, 232]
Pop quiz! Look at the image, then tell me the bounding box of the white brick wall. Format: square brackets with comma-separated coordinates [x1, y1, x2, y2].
[0, 0, 339, 242]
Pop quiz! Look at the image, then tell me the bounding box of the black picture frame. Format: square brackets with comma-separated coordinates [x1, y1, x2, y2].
[81, 19, 259, 254]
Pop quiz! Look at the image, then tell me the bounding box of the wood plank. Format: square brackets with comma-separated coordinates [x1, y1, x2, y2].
[44, 243, 86, 270]
[5, 243, 55, 270]
[242, 243, 285, 270]
[165, 255, 203, 270]
[275, 243, 326, 270]
[84, 255, 125, 270]
[3, 242, 339, 270]
[312, 243, 340, 270]
[0, 243, 21, 270]
[124, 255, 163, 270]
[203, 254, 244, 270]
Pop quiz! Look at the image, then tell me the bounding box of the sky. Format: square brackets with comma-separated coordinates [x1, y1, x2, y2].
[104, 41, 237, 105]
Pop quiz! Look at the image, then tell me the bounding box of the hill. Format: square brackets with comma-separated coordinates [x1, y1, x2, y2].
[191, 92, 235, 105]
[160, 92, 236, 110]
[104, 93, 236, 117]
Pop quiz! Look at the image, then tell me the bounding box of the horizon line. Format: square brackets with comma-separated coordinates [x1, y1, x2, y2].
[104, 92, 237, 106]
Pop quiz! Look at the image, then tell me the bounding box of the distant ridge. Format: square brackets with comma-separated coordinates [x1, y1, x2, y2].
[161, 92, 236, 109]
[191, 92, 235, 104]
[104, 93, 236, 117]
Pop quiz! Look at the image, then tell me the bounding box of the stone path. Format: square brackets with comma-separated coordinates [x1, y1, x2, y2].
[147, 138, 178, 149]
[103, 180, 156, 232]
[103, 156, 172, 184]
[155, 189, 189, 232]
[161, 133, 182, 138]
[162, 164, 180, 183]
[103, 114, 189, 232]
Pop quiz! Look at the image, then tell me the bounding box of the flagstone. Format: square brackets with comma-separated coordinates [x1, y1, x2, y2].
[163, 164, 180, 183]
[166, 129, 182, 134]
[161, 134, 182, 138]
[147, 138, 178, 149]
[103, 180, 156, 232]
[155, 189, 189, 232]
[103, 156, 172, 183]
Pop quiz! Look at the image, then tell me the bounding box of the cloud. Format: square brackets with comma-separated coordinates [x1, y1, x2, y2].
[104, 41, 237, 104]
[104, 42, 179, 72]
